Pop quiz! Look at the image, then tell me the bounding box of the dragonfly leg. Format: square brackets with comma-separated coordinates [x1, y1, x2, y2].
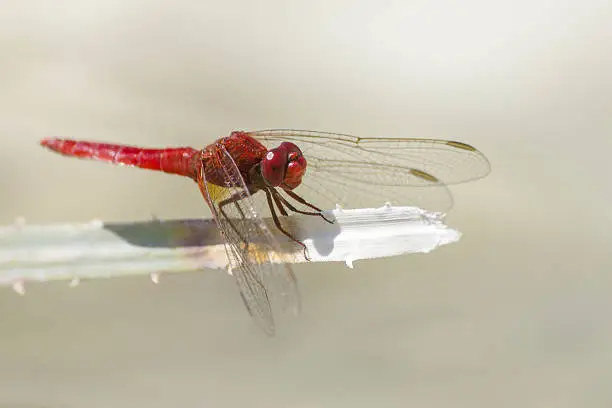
[218, 193, 251, 249]
[265, 190, 311, 261]
[270, 192, 289, 216]
[284, 190, 334, 224]
[233, 200, 246, 220]
[273, 189, 323, 217]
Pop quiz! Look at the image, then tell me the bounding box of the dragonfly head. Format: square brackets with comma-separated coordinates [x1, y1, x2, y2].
[261, 142, 307, 190]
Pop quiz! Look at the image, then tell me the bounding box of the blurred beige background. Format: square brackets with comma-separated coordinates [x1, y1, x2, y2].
[1, 0, 611, 407]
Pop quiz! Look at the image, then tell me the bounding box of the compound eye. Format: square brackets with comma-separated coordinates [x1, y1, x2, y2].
[279, 142, 307, 190]
[261, 148, 287, 187]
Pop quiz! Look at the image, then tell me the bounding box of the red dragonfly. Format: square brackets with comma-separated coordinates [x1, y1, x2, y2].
[40, 129, 490, 335]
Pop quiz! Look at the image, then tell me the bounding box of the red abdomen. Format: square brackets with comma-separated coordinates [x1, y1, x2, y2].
[40, 138, 200, 180]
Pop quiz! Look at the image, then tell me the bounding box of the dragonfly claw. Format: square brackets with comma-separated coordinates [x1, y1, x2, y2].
[319, 211, 335, 224]
[302, 244, 312, 261]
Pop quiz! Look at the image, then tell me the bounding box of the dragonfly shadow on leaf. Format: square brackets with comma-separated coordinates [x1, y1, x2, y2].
[103, 214, 341, 260]
[104, 218, 226, 248]
[279, 212, 340, 258]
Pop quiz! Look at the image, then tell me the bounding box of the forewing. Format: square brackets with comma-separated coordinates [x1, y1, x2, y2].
[197, 144, 300, 336]
[248, 129, 491, 212]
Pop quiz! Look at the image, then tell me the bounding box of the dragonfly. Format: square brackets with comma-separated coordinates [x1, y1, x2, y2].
[40, 129, 490, 335]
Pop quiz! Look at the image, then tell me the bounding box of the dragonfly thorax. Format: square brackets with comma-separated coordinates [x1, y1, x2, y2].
[260, 142, 307, 190]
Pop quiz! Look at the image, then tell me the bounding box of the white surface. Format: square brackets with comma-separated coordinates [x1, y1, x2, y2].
[0, 206, 459, 286]
[1, 1, 612, 407]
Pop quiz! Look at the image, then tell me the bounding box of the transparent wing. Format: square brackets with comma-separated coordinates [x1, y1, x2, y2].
[196, 144, 301, 336]
[248, 129, 491, 212]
